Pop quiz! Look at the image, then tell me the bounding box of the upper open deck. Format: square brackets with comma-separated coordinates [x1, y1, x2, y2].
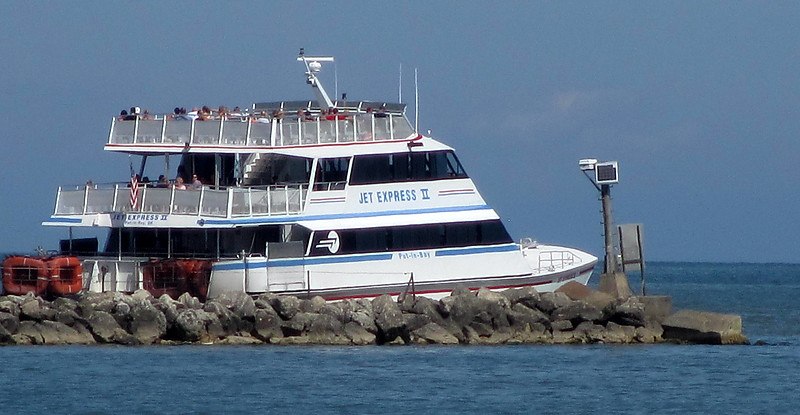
[106, 101, 417, 153]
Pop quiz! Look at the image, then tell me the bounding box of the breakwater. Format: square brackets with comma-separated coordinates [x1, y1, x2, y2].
[0, 282, 747, 346]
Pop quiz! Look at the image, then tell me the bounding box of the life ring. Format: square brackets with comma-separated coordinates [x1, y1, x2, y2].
[2, 256, 49, 296]
[48, 256, 83, 295]
[142, 259, 189, 299]
[186, 260, 212, 301]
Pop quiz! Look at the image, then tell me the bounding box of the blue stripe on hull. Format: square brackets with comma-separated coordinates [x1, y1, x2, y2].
[211, 244, 518, 271]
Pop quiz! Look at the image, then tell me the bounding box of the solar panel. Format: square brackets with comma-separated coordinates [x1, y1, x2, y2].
[595, 162, 619, 184]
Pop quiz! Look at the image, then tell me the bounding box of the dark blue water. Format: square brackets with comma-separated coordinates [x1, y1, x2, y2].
[2, 262, 799, 414]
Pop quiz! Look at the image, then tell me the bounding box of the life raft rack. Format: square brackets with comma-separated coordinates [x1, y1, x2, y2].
[2, 255, 83, 296]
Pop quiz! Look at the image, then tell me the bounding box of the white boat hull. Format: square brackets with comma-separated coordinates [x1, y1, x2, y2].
[207, 243, 597, 300]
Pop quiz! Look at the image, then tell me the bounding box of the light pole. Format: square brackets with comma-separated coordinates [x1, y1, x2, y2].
[579, 158, 631, 298]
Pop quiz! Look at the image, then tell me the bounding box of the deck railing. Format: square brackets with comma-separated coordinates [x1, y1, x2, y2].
[108, 113, 416, 147]
[54, 184, 307, 218]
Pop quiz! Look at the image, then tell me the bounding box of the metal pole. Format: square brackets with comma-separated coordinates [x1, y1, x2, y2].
[601, 184, 618, 274]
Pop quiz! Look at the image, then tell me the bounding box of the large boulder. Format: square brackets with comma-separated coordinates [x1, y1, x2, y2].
[270, 295, 301, 320]
[0, 311, 20, 334]
[174, 309, 213, 342]
[501, 286, 540, 308]
[129, 301, 168, 344]
[507, 303, 550, 331]
[253, 307, 283, 341]
[85, 311, 131, 344]
[411, 322, 460, 345]
[555, 281, 594, 301]
[343, 322, 376, 345]
[20, 299, 55, 321]
[609, 297, 648, 327]
[551, 301, 604, 325]
[16, 321, 95, 345]
[372, 295, 407, 343]
[306, 313, 346, 344]
[536, 292, 572, 314]
[662, 310, 748, 345]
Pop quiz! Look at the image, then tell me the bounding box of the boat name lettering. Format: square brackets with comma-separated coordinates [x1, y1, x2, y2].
[113, 213, 168, 225]
[358, 188, 430, 204]
[397, 251, 431, 260]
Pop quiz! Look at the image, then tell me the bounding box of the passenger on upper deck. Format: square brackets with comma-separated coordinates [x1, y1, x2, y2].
[254, 111, 270, 123]
[157, 175, 169, 188]
[173, 177, 187, 190]
[191, 174, 202, 190]
[118, 110, 128, 121]
[375, 104, 388, 118]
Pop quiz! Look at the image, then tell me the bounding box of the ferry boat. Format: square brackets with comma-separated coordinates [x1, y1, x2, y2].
[8, 51, 597, 300]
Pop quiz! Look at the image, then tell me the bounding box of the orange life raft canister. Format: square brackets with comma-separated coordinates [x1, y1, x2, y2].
[2, 256, 49, 296]
[48, 256, 83, 295]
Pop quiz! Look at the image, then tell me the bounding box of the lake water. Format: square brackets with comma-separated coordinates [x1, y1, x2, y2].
[1, 262, 798, 414]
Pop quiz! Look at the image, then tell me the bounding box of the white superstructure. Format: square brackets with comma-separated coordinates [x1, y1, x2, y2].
[44, 51, 597, 300]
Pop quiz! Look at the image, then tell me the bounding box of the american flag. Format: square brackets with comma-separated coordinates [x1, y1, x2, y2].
[130, 175, 139, 209]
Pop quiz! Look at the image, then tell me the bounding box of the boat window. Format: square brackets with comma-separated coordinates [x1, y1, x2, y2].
[104, 226, 284, 258]
[350, 150, 468, 185]
[308, 219, 511, 256]
[313, 157, 350, 191]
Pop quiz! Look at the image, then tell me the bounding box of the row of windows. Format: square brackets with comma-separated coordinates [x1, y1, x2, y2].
[309, 220, 512, 256]
[349, 150, 468, 185]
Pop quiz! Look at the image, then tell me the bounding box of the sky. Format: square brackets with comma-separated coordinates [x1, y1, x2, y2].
[1, 1, 799, 263]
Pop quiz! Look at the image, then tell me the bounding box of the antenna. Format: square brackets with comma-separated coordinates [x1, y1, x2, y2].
[297, 48, 335, 109]
[414, 68, 419, 132]
[399, 63, 403, 103]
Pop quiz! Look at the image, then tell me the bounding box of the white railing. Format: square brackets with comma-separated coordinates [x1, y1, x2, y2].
[536, 250, 577, 273]
[108, 113, 416, 147]
[54, 184, 307, 218]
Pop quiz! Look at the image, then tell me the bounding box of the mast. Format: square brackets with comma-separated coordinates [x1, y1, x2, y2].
[297, 48, 335, 110]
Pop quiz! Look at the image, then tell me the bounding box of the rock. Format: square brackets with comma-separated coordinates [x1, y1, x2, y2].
[403, 313, 433, 332]
[411, 322, 460, 345]
[610, 297, 647, 327]
[372, 294, 407, 343]
[252, 307, 283, 341]
[229, 292, 257, 320]
[346, 309, 378, 334]
[216, 335, 263, 345]
[555, 281, 594, 301]
[662, 310, 748, 345]
[270, 295, 301, 320]
[85, 311, 129, 343]
[178, 292, 203, 310]
[635, 324, 663, 343]
[129, 301, 167, 344]
[54, 309, 81, 327]
[281, 312, 317, 336]
[174, 309, 212, 342]
[537, 292, 572, 314]
[79, 292, 119, 314]
[598, 272, 633, 299]
[480, 328, 514, 345]
[52, 297, 79, 312]
[441, 292, 482, 327]
[299, 296, 326, 314]
[501, 286, 540, 308]
[507, 303, 550, 331]
[306, 313, 345, 343]
[16, 321, 95, 345]
[551, 301, 604, 324]
[131, 289, 153, 302]
[639, 296, 673, 325]
[600, 322, 636, 344]
[0, 300, 20, 316]
[0, 321, 15, 344]
[583, 291, 616, 314]
[550, 319, 573, 331]
[476, 287, 511, 309]
[0, 311, 20, 334]
[344, 322, 376, 345]
[20, 299, 55, 321]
